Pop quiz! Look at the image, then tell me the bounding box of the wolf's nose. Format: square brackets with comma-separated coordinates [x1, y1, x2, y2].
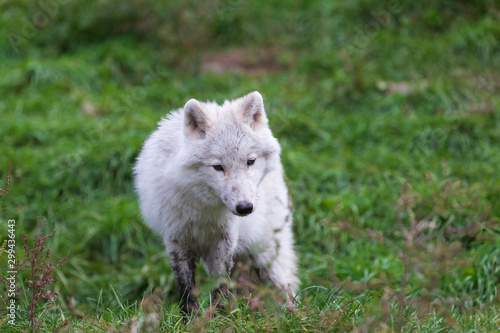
[236, 202, 253, 215]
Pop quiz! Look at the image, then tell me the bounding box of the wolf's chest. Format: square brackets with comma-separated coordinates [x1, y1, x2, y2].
[169, 216, 236, 254]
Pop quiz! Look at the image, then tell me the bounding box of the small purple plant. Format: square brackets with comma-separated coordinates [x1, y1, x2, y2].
[16, 219, 69, 333]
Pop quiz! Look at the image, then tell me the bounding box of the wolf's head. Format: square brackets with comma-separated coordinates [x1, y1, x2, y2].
[180, 91, 281, 216]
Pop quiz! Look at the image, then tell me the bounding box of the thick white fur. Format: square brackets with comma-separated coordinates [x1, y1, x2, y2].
[134, 91, 298, 296]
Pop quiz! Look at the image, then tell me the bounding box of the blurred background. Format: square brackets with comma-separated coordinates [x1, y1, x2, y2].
[0, 0, 499, 331]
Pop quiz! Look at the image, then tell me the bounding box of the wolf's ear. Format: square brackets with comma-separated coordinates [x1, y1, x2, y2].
[241, 91, 268, 130]
[184, 99, 209, 139]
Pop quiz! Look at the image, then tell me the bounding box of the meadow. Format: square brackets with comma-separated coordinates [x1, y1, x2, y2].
[0, 0, 499, 331]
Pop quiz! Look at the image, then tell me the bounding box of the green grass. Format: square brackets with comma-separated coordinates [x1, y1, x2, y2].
[1, 0, 499, 331]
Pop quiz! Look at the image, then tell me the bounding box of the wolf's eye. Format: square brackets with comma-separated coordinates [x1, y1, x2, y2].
[213, 164, 224, 172]
[247, 159, 256, 166]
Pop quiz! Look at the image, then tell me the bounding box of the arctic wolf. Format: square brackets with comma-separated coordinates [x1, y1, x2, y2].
[134, 91, 298, 315]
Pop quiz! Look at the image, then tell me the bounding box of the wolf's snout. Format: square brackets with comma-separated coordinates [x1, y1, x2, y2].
[236, 202, 253, 216]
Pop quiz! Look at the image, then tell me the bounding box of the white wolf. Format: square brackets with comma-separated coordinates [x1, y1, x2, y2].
[134, 91, 298, 314]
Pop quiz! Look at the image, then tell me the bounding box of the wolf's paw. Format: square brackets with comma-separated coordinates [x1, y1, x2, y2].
[180, 296, 200, 324]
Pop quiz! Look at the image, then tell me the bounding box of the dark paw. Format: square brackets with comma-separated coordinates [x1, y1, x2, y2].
[180, 295, 199, 324]
[210, 297, 226, 313]
[210, 283, 228, 312]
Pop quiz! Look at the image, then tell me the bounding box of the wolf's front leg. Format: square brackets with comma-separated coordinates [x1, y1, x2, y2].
[166, 243, 199, 316]
[253, 229, 299, 307]
[204, 236, 235, 309]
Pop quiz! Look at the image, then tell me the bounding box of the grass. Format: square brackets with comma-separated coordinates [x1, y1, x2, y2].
[0, 0, 499, 331]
